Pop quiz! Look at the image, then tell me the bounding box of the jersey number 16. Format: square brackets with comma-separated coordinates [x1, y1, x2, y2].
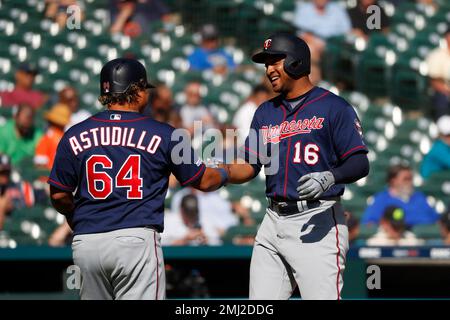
[293, 142, 319, 165]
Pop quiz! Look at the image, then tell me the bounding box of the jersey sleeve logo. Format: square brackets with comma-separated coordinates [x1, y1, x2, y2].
[354, 118, 364, 137]
[103, 81, 110, 93]
[264, 39, 272, 50]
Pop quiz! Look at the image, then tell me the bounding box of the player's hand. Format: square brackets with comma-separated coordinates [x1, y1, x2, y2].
[296, 171, 335, 200]
[205, 157, 223, 168]
[185, 229, 207, 244]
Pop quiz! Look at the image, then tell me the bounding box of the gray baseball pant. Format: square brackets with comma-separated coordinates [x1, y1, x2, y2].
[249, 200, 348, 300]
[72, 227, 165, 300]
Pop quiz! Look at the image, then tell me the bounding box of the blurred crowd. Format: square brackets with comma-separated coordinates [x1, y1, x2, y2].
[0, 0, 449, 248]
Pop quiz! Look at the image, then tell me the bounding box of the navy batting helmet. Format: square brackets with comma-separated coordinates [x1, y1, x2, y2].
[100, 58, 154, 95]
[252, 32, 311, 79]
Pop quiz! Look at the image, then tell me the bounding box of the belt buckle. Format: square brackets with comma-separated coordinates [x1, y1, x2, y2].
[277, 202, 288, 215]
[278, 202, 288, 208]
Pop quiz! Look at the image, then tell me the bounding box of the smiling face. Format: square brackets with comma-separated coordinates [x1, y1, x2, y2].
[265, 55, 295, 94]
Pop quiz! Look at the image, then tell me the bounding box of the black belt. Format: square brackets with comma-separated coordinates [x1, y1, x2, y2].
[268, 197, 340, 216]
[145, 225, 163, 233]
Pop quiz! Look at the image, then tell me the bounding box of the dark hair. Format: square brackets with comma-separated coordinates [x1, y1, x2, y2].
[252, 84, 270, 95]
[98, 79, 148, 106]
[149, 83, 171, 104]
[382, 206, 406, 232]
[180, 194, 200, 222]
[386, 164, 411, 183]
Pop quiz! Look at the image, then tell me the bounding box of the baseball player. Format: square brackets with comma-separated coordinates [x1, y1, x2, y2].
[222, 33, 370, 299]
[48, 58, 229, 300]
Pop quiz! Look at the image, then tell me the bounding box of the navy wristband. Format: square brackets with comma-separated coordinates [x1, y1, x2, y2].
[217, 167, 229, 187]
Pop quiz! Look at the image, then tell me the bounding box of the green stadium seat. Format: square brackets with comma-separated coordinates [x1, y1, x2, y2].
[343, 197, 369, 218]
[412, 224, 441, 240]
[359, 224, 378, 239]
[389, 59, 428, 111]
[355, 51, 389, 98]
[222, 225, 258, 244]
[322, 36, 358, 88]
[0, 108, 14, 118]
[421, 171, 450, 202]
[16, 157, 50, 182]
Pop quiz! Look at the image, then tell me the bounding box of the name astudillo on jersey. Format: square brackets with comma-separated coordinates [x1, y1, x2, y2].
[68, 126, 162, 156]
[261, 116, 324, 144]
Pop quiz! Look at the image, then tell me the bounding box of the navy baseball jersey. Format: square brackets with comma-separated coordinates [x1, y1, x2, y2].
[48, 110, 205, 235]
[242, 86, 368, 201]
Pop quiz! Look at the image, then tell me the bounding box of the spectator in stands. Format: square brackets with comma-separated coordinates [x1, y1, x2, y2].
[170, 187, 238, 238]
[0, 63, 47, 110]
[345, 211, 361, 245]
[367, 206, 425, 246]
[110, 0, 173, 37]
[0, 154, 47, 231]
[425, 25, 450, 119]
[148, 83, 181, 128]
[34, 104, 71, 170]
[362, 164, 439, 226]
[294, 0, 351, 59]
[188, 24, 236, 74]
[59, 86, 91, 130]
[438, 206, 450, 245]
[0, 155, 13, 232]
[231, 234, 256, 246]
[420, 115, 450, 179]
[162, 194, 221, 246]
[48, 220, 72, 247]
[417, 0, 439, 14]
[232, 85, 271, 146]
[347, 0, 390, 40]
[45, 0, 84, 29]
[179, 82, 214, 134]
[0, 104, 43, 165]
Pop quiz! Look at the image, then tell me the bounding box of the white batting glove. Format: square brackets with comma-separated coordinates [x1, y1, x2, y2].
[297, 171, 335, 200]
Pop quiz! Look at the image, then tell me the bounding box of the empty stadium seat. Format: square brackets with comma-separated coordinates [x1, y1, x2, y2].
[412, 224, 441, 240]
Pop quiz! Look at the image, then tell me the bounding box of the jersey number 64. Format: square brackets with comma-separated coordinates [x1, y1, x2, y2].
[86, 154, 143, 200]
